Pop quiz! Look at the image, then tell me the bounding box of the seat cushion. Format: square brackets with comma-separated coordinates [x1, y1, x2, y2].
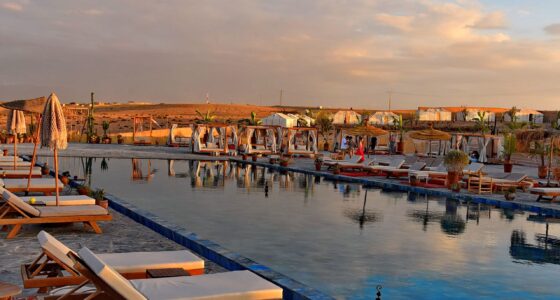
[38, 231, 77, 270]
[98, 250, 204, 274]
[2, 178, 63, 189]
[37, 205, 108, 217]
[0, 161, 31, 166]
[530, 188, 560, 194]
[131, 270, 283, 300]
[78, 248, 146, 300]
[0, 169, 42, 176]
[1, 187, 40, 216]
[21, 195, 95, 206]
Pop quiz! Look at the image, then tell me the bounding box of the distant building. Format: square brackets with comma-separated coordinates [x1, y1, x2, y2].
[261, 113, 297, 128]
[503, 108, 544, 124]
[332, 110, 361, 125]
[416, 107, 452, 122]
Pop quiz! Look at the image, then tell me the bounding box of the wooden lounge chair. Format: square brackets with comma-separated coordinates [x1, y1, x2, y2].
[364, 159, 405, 174]
[0, 188, 111, 239]
[335, 158, 375, 172]
[489, 173, 534, 191]
[22, 231, 205, 289]
[466, 172, 493, 194]
[1, 178, 64, 195]
[47, 247, 283, 300]
[386, 162, 427, 179]
[529, 187, 560, 202]
[0, 161, 32, 167]
[0, 156, 23, 161]
[0, 168, 42, 179]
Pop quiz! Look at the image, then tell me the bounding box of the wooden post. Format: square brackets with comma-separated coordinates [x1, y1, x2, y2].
[54, 148, 59, 206]
[26, 115, 42, 192]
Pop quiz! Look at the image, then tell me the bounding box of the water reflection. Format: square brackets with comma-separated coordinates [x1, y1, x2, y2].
[131, 158, 157, 182]
[343, 190, 382, 229]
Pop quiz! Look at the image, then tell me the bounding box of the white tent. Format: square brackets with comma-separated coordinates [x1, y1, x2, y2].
[503, 109, 544, 124]
[261, 113, 298, 128]
[417, 108, 452, 122]
[369, 111, 398, 125]
[287, 114, 315, 127]
[463, 109, 496, 122]
[332, 110, 361, 125]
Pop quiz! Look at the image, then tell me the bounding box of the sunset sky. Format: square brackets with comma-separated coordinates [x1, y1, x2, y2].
[1, 0, 560, 109]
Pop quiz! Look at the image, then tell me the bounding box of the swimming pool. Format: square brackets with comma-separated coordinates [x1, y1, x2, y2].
[50, 157, 560, 299]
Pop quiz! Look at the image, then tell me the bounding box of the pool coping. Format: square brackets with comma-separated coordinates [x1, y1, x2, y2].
[25, 155, 335, 300]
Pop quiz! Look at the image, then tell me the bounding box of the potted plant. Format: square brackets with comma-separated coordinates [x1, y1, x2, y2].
[60, 171, 71, 185]
[504, 186, 516, 201]
[41, 163, 50, 175]
[77, 184, 91, 196]
[117, 134, 124, 144]
[314, 157, 323, 171]
[529, 141, 549, 179]
[450, 182, 461, 192]
[444, 150, 469, 189]
[502, 133, 516, 173]
[252, 153, 258, 162]
[91, 188, 108, 209]
[101, 121, 111, 144]
[280, 156, 290, 167]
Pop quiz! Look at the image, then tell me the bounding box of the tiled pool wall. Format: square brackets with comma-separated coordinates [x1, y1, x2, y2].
[25, 155, 334, 300]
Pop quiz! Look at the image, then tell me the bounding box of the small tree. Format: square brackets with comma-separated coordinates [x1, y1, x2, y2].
[502, 133, 517, 164]
[444, 150, 470, 172]
[472, 111, 489, 134]
[315, 112, 333, 146]
[238, 111, 262, 125]
[102, 121, 110, 139]
[195, 110, 216, 124]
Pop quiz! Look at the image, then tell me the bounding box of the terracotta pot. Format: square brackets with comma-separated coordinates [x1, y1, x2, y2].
[96, 199, 109, 209]
[41, 166, 50, 175]
[2, 149, 8, 156]
[269, 158, 276, 164]
[554, 167, 560, 181]
[60, 176, 70, 185]
[77, 186, 90, 195]
[397, 141, 404, 153]
[504, 162, 513, 173]
[410, 176, 418, 186]
[538, 166, 548, 179]
[280, 161, 289, 167]
[315, 162, 322, 171]
[447, 171, 460, 188]
[242, 154, 248, 161]
[103, 137, 111, 144]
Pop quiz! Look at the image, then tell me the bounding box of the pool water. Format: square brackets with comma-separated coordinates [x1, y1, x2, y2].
[50, 157, 560, 299]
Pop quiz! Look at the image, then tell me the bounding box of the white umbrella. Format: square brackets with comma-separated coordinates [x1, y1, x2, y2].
[40, 93, 67, 205]
[7, 109, 26, 169]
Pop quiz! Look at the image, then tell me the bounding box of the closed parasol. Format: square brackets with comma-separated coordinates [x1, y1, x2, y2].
[6, 110, 26, 169]
[40, 93, 67, 205]
[0, 97, 47, 114]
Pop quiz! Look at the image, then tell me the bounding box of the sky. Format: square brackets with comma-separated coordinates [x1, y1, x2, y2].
[1, 0, 560, 110]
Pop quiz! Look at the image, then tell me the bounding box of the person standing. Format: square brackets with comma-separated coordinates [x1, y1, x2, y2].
[356, 136, 365, 163]
[370, 136, 377, 154]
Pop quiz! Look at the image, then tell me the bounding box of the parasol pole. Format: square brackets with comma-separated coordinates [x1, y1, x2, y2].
[548, 136, 554, 186]
[54, 147, 60, 205]
[26, 114, 41, 192]
[13, 131, 17, 169]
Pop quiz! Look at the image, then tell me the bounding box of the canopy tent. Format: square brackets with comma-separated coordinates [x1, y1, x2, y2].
[503, 109, 544, 124]
[284, 127, 318, 157]
[368, 111, 398, 125]
[287, 114, 315, 127]
[409, 127, 451, 156]
[191, 123, 234, 155]
[450, 133, 501, 163]
[241, 125, 277, 154]
[132, 116, 156, 145]
[167, 124, 193, 147]
[332, 110, 361, 125]
[417, 108, 452, 122]
[336, 125, 389, 153]
[261, 113, 298, 128]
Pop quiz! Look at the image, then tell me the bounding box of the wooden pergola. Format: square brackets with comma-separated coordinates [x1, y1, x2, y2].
[132, 116, 153, 145]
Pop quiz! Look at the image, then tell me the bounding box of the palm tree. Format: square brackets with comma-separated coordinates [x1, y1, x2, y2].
[504, 106, 527, 130]
[315, 112, 333, 149]
[195, 110, 216, 124]
[238, 111, 261, 125]
[472, 111, 489, 134]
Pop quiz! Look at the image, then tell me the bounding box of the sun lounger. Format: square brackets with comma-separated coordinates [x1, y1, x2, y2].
[334, 158, 375, 172]
[0, 156, 23, 161]
[1, 178, 64, 195]
[489, 173, 533, 191]
[21, 231, 205, 289]
[54, 247, 283, 300]
[20, 195, 95, 206]
[529, 187, 560, 202]
[0, 161, 32, 167]
[0, 188, 111, 239]
[423, 157, 444, 171]
[0, 168, 42, 179]
[364, 159, 405, 174]
[386, 162, 426, 178]
[323, 155, 361, 167]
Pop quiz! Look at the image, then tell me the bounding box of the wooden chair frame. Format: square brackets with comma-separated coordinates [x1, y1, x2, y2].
[467, 173, 493, 194]
[0, 201, 111, 239]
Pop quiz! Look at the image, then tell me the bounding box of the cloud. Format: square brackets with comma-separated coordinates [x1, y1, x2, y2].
[1, 2, 23, 12]
[0, 0, 558, 109]
[544, 23, 560, 36]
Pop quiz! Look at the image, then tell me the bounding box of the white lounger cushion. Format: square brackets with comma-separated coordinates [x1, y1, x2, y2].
[131, 271, 283, 300]
[38, 231, 204, 274]
[79, 247, 147, 300]
[529, 188, 560, 193]
[38, 231, 77, 270]
[0, 169, 42, 176]
[0, 156, 23, 161]
[1, 178, 63, 189]
[0, 161, 31, 166]
[1, 188, 40, 216]
[37, 205, 108, 217]
[21, 195, 95, 206]
[98, 250, 204, 273]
